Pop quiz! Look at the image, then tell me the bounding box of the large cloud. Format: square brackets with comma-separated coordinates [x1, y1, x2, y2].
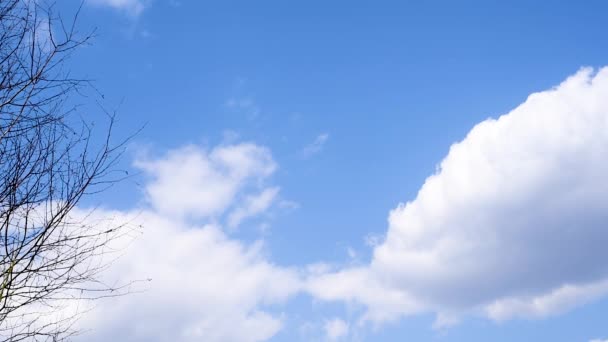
[74, 143, 299, 342]
[71, 67, 608, 339]
[308, 67, 608, 324]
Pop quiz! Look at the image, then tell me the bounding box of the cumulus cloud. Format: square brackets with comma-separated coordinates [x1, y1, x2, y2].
[89, 0, 148, 16]
[74, 143, 299, 342]
[307, 67, 608, 324]
[67, 67, 608, 339]
[135, 143, 276, 220]
[77, 213, 299, 342]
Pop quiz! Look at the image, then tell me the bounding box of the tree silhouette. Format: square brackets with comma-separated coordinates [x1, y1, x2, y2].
[0, 1, 134, 340]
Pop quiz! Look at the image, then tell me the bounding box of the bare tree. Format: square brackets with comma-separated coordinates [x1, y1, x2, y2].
[0, 1, 134, 340]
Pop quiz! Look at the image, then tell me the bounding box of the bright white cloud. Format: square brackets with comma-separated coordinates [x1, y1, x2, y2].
[135, 143, 276, 220]
[307, 67, 608, 324]
[77, 213, 299, 342]
[67, 67, 608, 339]
[89, 0, 147, 16]
[73, 143, 298, 342]
[301, 133, 329, 158]
[324, 318, 349, 340]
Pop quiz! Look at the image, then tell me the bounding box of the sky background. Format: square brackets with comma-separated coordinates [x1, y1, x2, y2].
[48, 1, 608, 341]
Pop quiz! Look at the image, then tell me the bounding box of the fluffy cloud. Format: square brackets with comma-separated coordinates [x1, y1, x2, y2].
[307, 67, 608, 324]
[68, 67, 608, 339]
[74, 143, 298, 342]
[135, 143, 276, 220]
[77, 213, 299, 342]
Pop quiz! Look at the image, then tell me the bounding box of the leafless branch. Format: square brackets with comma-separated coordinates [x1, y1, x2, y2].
[0, 1, 134, 340]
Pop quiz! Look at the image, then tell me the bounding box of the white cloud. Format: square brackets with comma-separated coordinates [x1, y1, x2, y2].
[301, 133, 329, 158]
[227, 187, 280, 228]
[307, 267, 422, 323]
[77, 213, 299, 342]
[307, 67, 608, 324]
[89, 0, 147, 16]
[590, 339, 608, 342]
[73, 143, 299, 342]
[59, 67, 608, 339]
[324, 318, 349, 340]
[278, 199, 300, 211]
[135, 143, 276, 220]
[485, 279, 608, 321]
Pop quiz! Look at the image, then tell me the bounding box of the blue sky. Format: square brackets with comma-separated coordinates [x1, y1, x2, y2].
[52, 1, 608, 341]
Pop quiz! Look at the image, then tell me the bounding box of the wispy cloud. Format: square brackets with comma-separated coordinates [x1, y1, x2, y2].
[324, 318, 349, 340]
[227, 187, 280, 228]
[301, 133, 329, 159]
[226, 97, 261, 120]
[89, 0, 148, 16]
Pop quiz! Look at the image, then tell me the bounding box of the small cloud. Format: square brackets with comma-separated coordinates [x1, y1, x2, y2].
[364, 233, 382, 247]
[301, 133, 329, 159]
[346, 247, 357, 260]
[222, 130, 241, 144]
[324, 318, 349, 340]
[226, 97, 261, 120]
[278, 199, 300, 211]
[432, 312, 461, 330]
[306, 263, 333, 276]
[134, 143, 276, 220]
[234, 77, 247, 88]
[227, 187, 280, 228]
[289, 112, 302, 123]
[89, 0, 148, 16]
